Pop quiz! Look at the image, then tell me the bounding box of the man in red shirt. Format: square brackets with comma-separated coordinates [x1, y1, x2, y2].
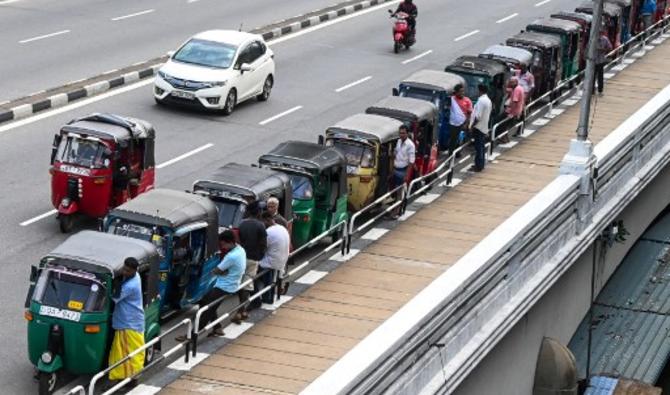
[448, 83, 473, 157]
[505, 77, 525, 137]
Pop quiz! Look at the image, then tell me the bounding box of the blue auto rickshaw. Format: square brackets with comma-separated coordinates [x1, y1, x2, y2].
[393, 69, 466, 151]
[103, 188, 220, 317]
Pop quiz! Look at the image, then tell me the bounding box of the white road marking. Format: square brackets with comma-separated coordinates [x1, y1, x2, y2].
[454, 30, 480, 42]
[258, 105, 303, 125]
[450, 177, 463, 187]
[330, 248, 360, 262]
[335, 76, 372, 93]
[156, 143, 214, 169]
[168, 352, 209, 371]
[535, 0, 551, 6]
[296, 270, 328, 285]
[398, 210, 415, 221]
[362, 228, 389, 240]
[19, 30, 70, 44]
[0, 0, 22, 4]
[401, 49, 433, 64]
[126, 384, 162, 395]
[187, 0, 201, 2]
[523, 128, 537, 137]
[496, 13, 518, 23]
[604, 72, 615, 79]
[111, 9, 155, 21]
[498, 141, 518, 148]
[223, 322, 254, 339]
[20, 209, 57, 227]
[261, 295, 293, 311]
[414, 193, 440, 204]
[532, 118, 550, 126]
[562, 98, 579, 106]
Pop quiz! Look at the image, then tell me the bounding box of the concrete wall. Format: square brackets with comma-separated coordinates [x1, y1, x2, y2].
[454, 163, 670, 395]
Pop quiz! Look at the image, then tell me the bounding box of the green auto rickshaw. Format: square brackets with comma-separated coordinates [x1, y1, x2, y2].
[25, 231, 160, 395]
[259, 141, 349, 248]
[526, 18, 583, 80]
[506, 31, 564, 96]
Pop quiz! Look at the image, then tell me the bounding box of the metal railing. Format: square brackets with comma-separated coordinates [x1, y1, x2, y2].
[65, 385, 85, 395]
[88, 318, 192, 395]
[347, 183, 406, 253]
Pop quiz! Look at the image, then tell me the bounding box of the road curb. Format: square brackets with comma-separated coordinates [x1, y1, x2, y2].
[0, 0, 396, 127]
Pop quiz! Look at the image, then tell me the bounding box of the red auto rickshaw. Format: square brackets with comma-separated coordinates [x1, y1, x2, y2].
[50, 113, 156, 232]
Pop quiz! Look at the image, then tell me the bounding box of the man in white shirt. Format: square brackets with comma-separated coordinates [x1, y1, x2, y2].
[393, 125, 416, 187]
[470, 84, 493, 172]
[258, 211, 290, 304]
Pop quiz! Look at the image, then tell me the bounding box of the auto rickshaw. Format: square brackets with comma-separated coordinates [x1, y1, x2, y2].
[259, 141, 348, 248]
[394, 69, 466, 151]
[479, 45, 537, 99]
[324, 114, 403, 211]
[103, 189, 219, 316]
[606, 0, 635, 43]
[576, 2, 623, 48]
[506, 32, 563, 97]
[25, 231, 160, 395]
[192, 163, 293, 231]
[50, 113, 156, 233]
[445, 56, 510, 121]
[365, 96, 439, 178]
[551, 12, 593, 70]
[526, 18, 583, 80]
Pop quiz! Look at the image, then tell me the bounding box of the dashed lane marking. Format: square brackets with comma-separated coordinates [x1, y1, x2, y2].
[454, 30, 480, 42]
[111, 9, 155, 21]
[335, 76, 372, 93]
[402, 50, 433, 64]
[258, 106, 303, 125]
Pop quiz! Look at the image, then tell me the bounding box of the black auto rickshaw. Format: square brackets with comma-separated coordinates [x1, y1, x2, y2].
[365, 96, 439, 178]
[103, 189, 220, 316]
[576, 1, 624, 48]
[551, 12, 593, 71]
[479, 45, 537, 98]
[259, 141, 348, 248]
[526, 18, 583, 79]
[506, 31, 564, 96]
[324, 114, 403, 212]
[26, 231, 161, 394]
[445, 56, 510, 121]
[192, 163, 293, 231]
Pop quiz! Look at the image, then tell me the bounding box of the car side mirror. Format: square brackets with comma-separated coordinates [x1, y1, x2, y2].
[166, 50, 175, 58]
[392, 88, 399, 96]
[240, 63, 252, 73]
[317, 135, 325, 145]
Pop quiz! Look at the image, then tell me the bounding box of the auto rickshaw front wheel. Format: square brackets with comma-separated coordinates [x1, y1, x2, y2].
[58, 214, 74, 233]
[38, 371, 57, 395]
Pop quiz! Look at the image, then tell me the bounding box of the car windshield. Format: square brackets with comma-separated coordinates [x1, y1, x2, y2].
[173, 38, 238, 69]
[55, 135, 108, 168]
[288, 174, 314, 200]
[213, 199, 246, 228]
[330, 140, 374, 168]
[35, 269, 106, 312]
[107, 220, 167, 258]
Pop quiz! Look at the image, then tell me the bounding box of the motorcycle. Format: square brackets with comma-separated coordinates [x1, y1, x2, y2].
[388, 10, 416, 53]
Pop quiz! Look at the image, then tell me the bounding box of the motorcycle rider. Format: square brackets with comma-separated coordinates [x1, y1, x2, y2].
[394, 0, 418, 36]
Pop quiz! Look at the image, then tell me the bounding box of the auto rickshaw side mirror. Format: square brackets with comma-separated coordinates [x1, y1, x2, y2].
[392, 88, 400, 96]
[29, 265, 38, 282]
[317, 135, 325, 145]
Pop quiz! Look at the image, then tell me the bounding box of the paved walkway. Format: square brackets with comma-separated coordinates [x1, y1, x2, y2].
[161, 36, 670, 394]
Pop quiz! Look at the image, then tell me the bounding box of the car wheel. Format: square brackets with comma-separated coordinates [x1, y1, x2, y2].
[257, 76, 273, 101]
[222, 89, 236, 115]
[154, 97, 165, 106]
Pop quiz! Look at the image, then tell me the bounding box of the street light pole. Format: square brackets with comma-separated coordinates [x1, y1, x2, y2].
[576, 0, 605, 141]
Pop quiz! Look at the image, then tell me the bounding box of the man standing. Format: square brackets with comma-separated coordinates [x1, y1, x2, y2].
[595, 27, 613, 96]
[235, 202, 266, 323]
[390, 125, 416, 219]
[448, 84, 473, 157]
[470, 84, 493, 172]
[641, 0, 657, 32]
[505, 77, 525, 137]
[258, 211, 291, 304]
[517, 64, 535, 100]
[109, 258, 145, 382]
[266, 197, 288, 229]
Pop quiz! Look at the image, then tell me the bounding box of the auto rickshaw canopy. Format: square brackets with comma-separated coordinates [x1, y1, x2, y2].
[575, 1, 623, 17]
[193, 163, 293, 217]
[605, 0, 631, 7]
[446, 55, 509, 79]
[551, 11, 593, 26]
[108, 188, 219, 255]
[479, 45, 534, 69]
[365, 96, 438, 125]
[527, 17, 582, 34]
[506, 31, 563, 50]
[260, 141, 347, 175]
[326, 113, 404, 144]
[45, 230, 160, 278]
[401, 69, 466, 95]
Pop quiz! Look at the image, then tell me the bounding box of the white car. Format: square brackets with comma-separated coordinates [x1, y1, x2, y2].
[154, 30, 275, 114]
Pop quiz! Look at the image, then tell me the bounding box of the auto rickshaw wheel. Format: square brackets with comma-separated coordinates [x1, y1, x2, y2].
[222, 89, 237, 116]
[38, 372, 57, 395]
[58, 214, 74, 233]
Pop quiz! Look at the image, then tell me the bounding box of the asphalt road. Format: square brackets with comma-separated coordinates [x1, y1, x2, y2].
[0, 0, 585, 393]
[0, 0, 358, 101]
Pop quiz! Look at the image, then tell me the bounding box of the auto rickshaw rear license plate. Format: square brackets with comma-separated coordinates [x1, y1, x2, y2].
[39, 306, 81, 322]
[171, 90, 195, 100]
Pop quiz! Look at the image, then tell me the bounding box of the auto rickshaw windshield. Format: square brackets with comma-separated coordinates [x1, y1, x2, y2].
[211, 198, 246, 228]
[459, 74, 488, 99]
[288, 173, 314, 200]
[107, 220, 167, 258]
[33, 269, 106, 312]
[399, 86, 440, 106]
[55, 135, 110, 169]
[328, 140, 375, 169]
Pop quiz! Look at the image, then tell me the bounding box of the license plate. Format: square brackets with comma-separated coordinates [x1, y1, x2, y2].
[39, 305, 81, 322]
[59, 165, 91, 176]
[171, 90, 195, 100]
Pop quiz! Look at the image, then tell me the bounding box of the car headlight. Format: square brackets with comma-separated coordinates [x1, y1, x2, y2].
[157, 70, 171, 80]
[204, 81, 227, 88]
[41, 351, 53, 364]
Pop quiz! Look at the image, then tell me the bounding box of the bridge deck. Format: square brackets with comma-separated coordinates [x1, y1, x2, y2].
[162, 39, 670, 394]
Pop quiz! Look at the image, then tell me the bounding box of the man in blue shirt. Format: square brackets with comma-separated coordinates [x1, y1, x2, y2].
[109, 257, 145, 381]
[195, 230, 245, 337]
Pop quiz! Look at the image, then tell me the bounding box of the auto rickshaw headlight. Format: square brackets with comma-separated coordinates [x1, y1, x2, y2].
[41, 351, 53, 364]
[24, 311, 33, 321]
[61, 198, 71, 208]
[84, 324, 101, 334]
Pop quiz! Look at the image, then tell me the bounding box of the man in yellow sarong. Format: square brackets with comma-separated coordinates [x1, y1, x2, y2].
[109, 257, 145, 381]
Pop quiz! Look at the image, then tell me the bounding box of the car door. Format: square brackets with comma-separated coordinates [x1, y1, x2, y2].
[245, 41, 270, 97]
[233, 44, 255, 101]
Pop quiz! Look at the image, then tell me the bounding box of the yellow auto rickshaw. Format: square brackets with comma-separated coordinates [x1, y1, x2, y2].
[324, 113, 403, 211]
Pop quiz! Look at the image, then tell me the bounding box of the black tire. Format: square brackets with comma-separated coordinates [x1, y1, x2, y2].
[257, 76, 273, 101]
[58, 215, 74, 233]
[394, 41, 400, 54]
[222, 89, 237, 115]
[38, 372, 57, 395]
